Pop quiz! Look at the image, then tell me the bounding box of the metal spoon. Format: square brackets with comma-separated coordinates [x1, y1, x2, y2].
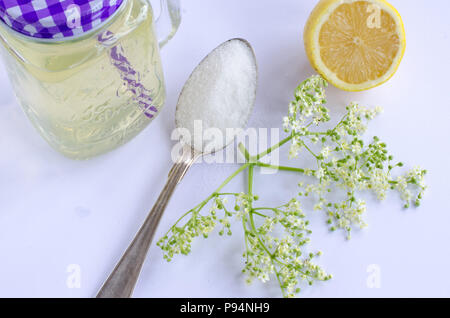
[96, 38, 257, 298]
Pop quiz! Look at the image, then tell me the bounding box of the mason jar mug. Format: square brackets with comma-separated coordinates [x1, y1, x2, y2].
[0, 0, 181, 159]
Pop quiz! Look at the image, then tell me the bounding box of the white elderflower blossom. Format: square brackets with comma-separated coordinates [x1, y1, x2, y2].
[288, 137, 303, 159]
[158, 75, 426, 298]
[352, 142, 362, 154]
[321, 146, 331, 158]
[316, 168, 325, 179]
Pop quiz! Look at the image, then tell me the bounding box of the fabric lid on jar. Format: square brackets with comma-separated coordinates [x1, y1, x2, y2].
[0, 0, 125, 39]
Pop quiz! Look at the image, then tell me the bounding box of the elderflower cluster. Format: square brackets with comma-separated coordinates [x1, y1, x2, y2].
[339, 102, 383, 136]
[395, 166, 427, 208]
[243, 199, 331, 297]
[234, 192, 253, 220]
[157, 211, 217, 261]
[157, 195, 233, 261]
[157, 193, 260, 262]
[158, 75, 427, 298]
[283, 75, 329, 158]
[286, 76, 427, 238]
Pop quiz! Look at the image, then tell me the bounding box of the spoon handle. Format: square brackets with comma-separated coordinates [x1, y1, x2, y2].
[96, 145, 199, 298]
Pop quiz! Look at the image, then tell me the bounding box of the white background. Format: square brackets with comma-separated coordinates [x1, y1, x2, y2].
[0, 0, 449, 297]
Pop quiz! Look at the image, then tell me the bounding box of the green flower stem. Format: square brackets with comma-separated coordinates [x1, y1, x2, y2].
[251, 210, 269, 218]
[238, 143, 252, 162]
[215, 163, 252, 193]
[274, 267, 287, 297]
[248, 164, 254, 195]
[238, 139, 308, 174]
[246, 164, 282, 282]
[242, 217, 251, 264]
[334, 114, 349, 130]
[164, 208, 196, 233]
[253, 135, 293, 161]
[253, 207, 280, 213]
[248, 213, 273, 259]
[246, 163, 280, 272]
[162, 162, 252, 238]
[255, 162, 306, 174]
[301, 141, 319, 159]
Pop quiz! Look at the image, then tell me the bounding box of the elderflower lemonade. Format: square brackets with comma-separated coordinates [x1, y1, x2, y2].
[0, 0, 180, 159]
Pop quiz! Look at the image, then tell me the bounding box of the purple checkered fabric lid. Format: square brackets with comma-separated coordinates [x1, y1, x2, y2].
[0, 0, 124, 39]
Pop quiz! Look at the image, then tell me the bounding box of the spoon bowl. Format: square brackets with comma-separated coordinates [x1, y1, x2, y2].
[175, 38, 258, 155]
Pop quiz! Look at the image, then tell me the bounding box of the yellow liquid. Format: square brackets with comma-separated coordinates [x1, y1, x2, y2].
[0, 0, 165, 159]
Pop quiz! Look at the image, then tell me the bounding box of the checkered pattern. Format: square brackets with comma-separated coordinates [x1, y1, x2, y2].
[0, 0, 124, 39]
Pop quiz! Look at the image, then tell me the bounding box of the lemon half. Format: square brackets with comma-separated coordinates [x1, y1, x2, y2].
[304, 0, 406, 91]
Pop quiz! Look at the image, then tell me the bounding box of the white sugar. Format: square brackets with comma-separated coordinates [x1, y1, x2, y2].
[175, 39, 257, 152]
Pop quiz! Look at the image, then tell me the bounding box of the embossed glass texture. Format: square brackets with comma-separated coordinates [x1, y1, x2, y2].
[0, 0, 165, 159]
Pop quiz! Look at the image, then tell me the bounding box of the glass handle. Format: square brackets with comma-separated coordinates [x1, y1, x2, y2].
[155, 0, 181, 48]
